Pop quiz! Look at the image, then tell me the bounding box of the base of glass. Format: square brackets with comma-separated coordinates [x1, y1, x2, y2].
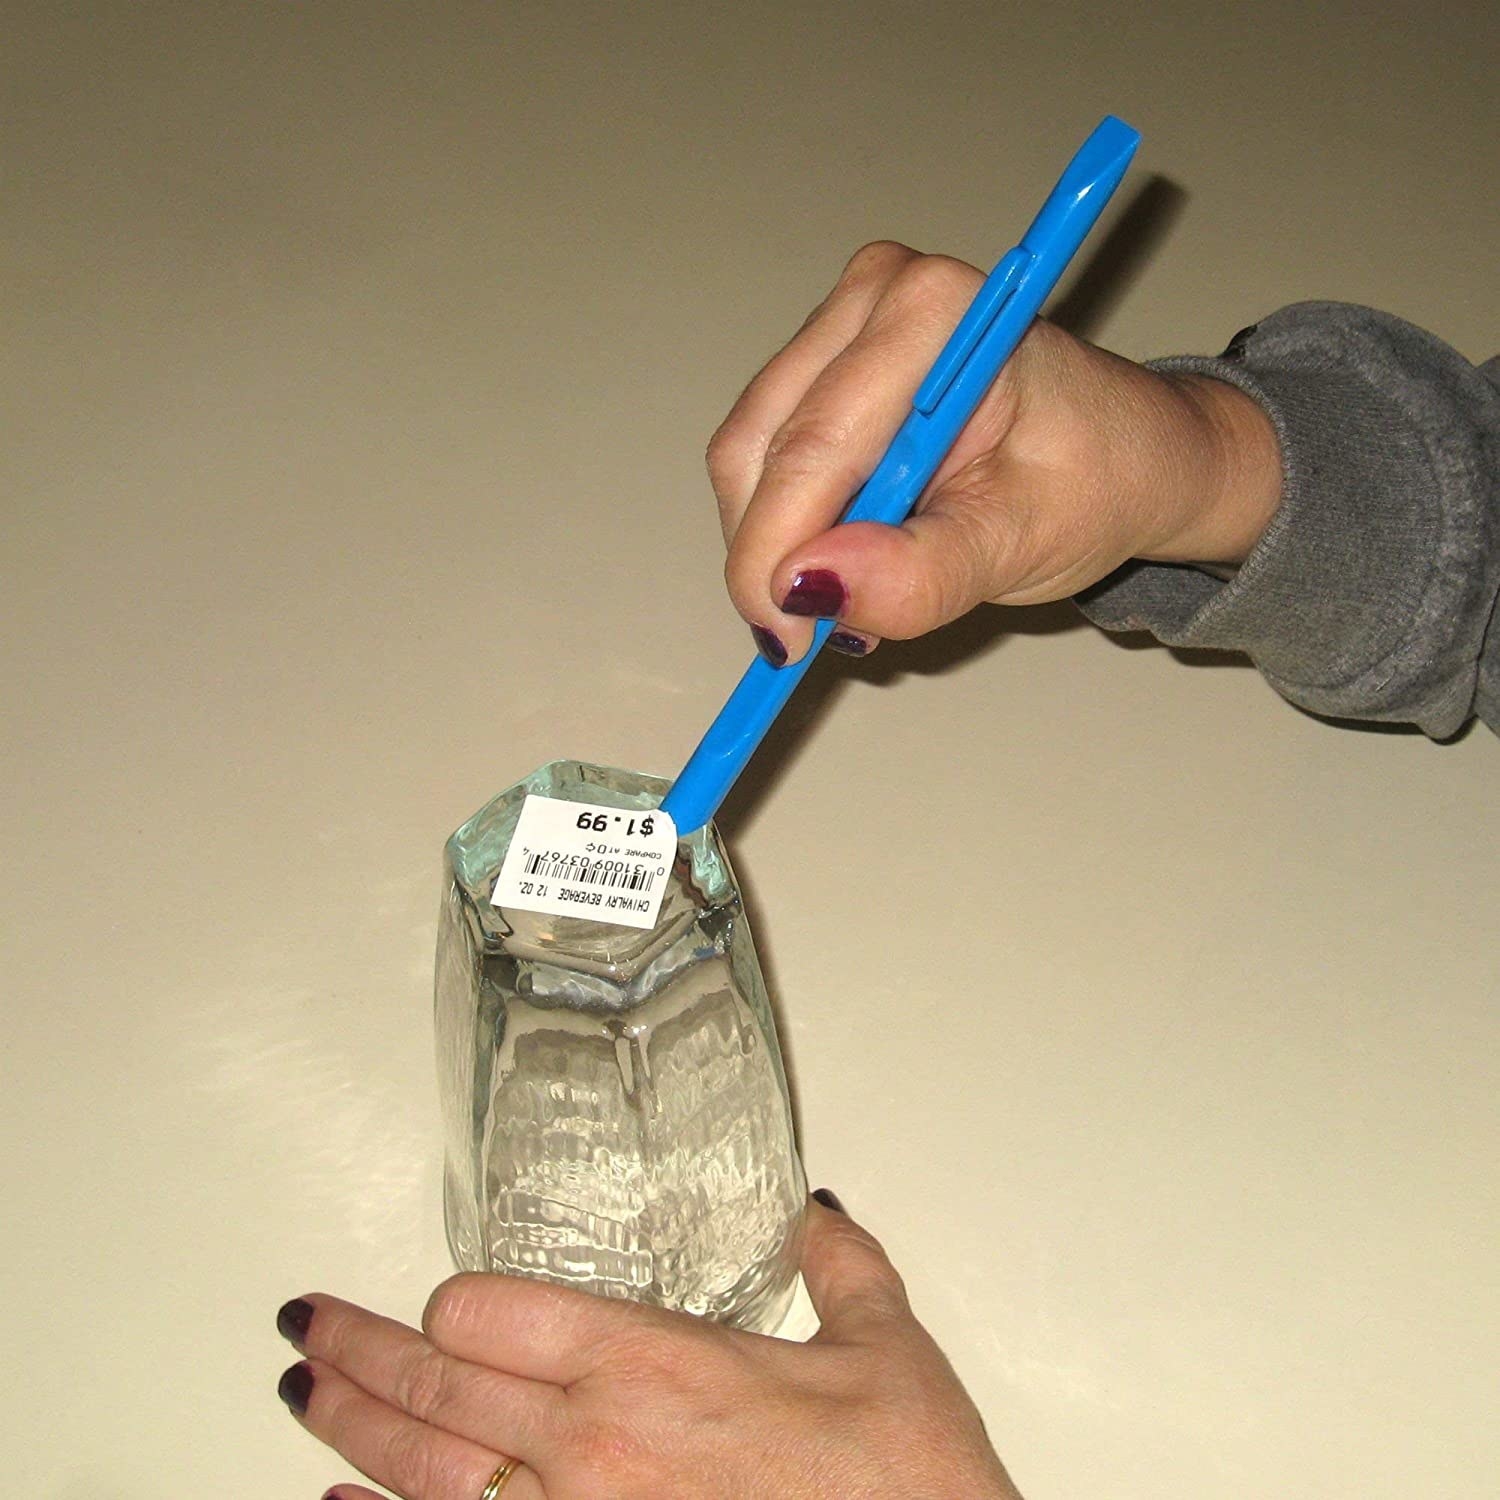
[443, 1175, 802, 1335]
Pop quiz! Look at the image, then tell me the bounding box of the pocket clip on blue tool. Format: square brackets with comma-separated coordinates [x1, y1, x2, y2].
[660, 115, 1141, 835]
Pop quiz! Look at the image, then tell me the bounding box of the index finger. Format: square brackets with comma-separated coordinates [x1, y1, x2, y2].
[724, 254, 983, 656]
[287, 1294, 563, 1461]
[707, 241, 918, 544]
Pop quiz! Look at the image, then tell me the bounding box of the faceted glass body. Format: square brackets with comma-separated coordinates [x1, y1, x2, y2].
[435, 761, 805, 1333]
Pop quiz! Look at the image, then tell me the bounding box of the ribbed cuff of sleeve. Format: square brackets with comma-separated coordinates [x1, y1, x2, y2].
[1075, 302, 1500, 738]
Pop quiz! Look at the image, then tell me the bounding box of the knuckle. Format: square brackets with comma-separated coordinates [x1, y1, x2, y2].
[841, 239, 918, 287]
[705, 419, 748, 493]
[762, 418, 851, 479]
[381, 1413, 450, 1497]
[392, 1344, 456, 1424]
[888, 253, 982, 316]
[303, 1302, 345, 1363]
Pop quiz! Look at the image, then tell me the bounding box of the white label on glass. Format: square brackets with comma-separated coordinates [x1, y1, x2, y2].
[490, 794, 678, 931]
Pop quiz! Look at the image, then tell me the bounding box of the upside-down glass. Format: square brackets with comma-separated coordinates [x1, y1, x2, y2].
[435, 761, 805, 1333]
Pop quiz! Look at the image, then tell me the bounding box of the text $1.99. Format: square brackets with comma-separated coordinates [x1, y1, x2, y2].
[575, 812, 656, 837]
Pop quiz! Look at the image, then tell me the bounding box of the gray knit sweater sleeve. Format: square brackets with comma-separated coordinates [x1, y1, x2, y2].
[1075, 302, 1500, 737]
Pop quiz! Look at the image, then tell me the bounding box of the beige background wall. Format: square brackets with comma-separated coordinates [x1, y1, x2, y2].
[4, 3, 1496, 1497]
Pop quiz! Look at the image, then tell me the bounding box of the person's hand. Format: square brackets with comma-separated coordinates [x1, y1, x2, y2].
[275, 1194, 1023, 1500]
[707, 240, 1283, 665]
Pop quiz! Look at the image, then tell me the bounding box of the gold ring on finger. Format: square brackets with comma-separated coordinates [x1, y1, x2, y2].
[478, 1458, 520, 1500]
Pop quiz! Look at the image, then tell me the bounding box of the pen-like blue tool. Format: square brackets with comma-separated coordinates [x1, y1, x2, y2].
[660, 115, 1141, 835]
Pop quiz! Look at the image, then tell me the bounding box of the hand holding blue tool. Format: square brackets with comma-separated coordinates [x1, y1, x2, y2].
[661, 116, 1141, 835]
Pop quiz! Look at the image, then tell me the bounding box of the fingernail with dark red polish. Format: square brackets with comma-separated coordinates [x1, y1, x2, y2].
[812, 1187, 847, 1214]
[780, 568, 847, 618]
[828, 630, 870, 657]
[276, 1297, 314, 1349]
[278, 1361, 314, 1416]
[751, 624, 788, 667]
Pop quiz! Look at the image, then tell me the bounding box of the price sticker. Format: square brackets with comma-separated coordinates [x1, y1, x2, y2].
[490, 795, 678, 931]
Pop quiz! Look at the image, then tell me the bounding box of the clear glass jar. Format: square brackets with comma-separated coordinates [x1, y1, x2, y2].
[435, 761, 805, 1334]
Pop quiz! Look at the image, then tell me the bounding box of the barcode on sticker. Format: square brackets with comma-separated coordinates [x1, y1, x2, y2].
[490, 792, 678, 931]
[521, 853, 655, 891]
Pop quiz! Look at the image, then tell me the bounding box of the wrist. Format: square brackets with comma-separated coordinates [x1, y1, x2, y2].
[1145, 374, 1284, 566]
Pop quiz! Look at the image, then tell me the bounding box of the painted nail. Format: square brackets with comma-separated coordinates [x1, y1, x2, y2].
[780, 568, 847, 618]
[750, 624, 787, 667]
[278, 1361, 314, 1416]
[812, 1187, 847, 1214]
[276, 1297, 314, 1349]
[828, 630, 870, 657]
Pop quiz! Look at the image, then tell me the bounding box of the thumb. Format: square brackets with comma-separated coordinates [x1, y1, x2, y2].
[801, 1191, 913, 1344]
[768, 472, 1026, 644]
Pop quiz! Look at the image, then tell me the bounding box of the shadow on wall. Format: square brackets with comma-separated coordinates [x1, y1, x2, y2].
[1047, 172, 1189, 343]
